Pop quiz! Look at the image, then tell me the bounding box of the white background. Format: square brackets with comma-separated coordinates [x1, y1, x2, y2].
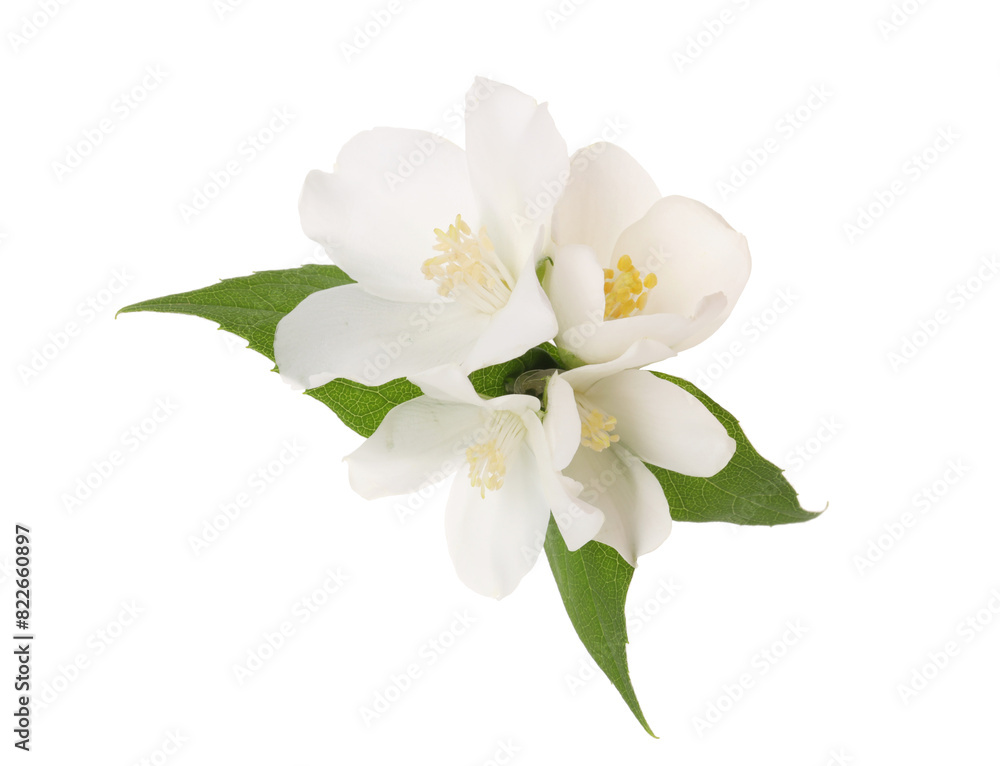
[3, 0, 999, 763]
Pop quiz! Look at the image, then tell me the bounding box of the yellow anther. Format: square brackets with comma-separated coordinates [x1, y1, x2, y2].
[603, 253, 657, 320]
[422, 215, 512, 314]
[466, 439, 506, 498]
[579, 406, 620, 452]
[466, 411, 526, 498]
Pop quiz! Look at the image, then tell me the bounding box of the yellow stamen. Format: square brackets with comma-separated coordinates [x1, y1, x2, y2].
[466, 411, 526, 497]
[579, 402, 620, 452]
[603, 254, 657, 320]
[422, 215, 512, 313]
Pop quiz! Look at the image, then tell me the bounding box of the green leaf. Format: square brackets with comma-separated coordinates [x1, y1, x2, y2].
[469, 346, 558, 399]
[117, 264, 354, 360]
[118, 269, 565, 439]
[118, 265, 421, 437]
[647, 373, 821, 526]
[304, 378, 421, 439]
[543, 516, 656, 737]
[536, 341, 583, 371]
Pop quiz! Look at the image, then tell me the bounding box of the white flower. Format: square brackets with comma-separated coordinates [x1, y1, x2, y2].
[545, 143, 752, 366]
[345, 370, 604, 599]
[543, 343, 737, 565]
[274, 78, 571, 388]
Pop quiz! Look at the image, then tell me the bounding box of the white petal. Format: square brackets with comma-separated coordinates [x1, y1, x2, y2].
[521, 412, 604, 551]
[560, 293, 725, 365]
[464, 78, 570, 275]
[560, 338, 677, 392]
[564, 444, 672, 566]
[445, 442, 551, 599]
[462, 260, 559, 373]
[345, 396, 481, 499]
[612, 195, 751, 351]
[274, 284, 489, 388]
[483, 393, 542, 416]
[542, 373, 581, 471]
[410, 368, 542, 418]
[299, 128, 476, 303]
[409, 365, 484, 405]
[551, 142, 660, 265]
[584, 369, 736, 477]
[547, 244, 606, 345]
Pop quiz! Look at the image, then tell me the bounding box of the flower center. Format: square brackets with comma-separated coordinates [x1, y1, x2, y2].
[603, 254, 657, 320]
[422, 215, 513, 313]
[577, 397, 620, 452]
[466, 410, 526, 498]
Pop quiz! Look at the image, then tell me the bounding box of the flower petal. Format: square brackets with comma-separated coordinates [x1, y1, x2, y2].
[462, 259, 559, 373]
[612, 195, 751, 351]
[551, 142, 660, 265]
[445, 442, 551, 599]
[542, 373, 581, 471]
[299, 128, 476, 303]
[464, 78, 570, 275]
[409, 364, 484, 405]
[547, 244, 606, 344]
[559, 338, 677, 391]
[345, 396, 481, 499]
[559, 293, 726, 365]
[521, 409, 604, 550]
[564, 444, 672, 566]
[584, 369, 736, 477]
[274, 284, 489, 388]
